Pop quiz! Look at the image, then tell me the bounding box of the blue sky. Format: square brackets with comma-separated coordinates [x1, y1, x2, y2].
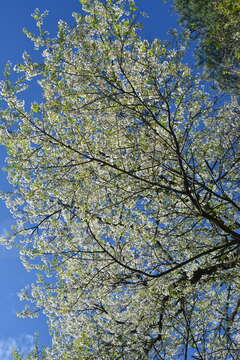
[0, 0, 179, 357]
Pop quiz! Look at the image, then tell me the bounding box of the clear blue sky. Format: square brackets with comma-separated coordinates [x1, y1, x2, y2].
[0, 0, 178, 357]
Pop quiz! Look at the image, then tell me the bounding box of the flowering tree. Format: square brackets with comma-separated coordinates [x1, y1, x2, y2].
[0, 0, 240, 359]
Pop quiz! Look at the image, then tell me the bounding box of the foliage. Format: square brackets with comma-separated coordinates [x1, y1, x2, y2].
[0, 0, 239, 358]
[172, 0, 240, 94]
[11, 336, 47, 360]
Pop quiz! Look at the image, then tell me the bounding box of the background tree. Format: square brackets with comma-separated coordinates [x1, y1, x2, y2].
[0, 0, 239, 358]
[172, 0, 240, 94]
[11, 335, 47, 360]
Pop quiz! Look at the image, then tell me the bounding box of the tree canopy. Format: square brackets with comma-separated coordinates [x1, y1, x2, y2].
[12, 336, 47, 360]
[172, 0, 240, 94]
[0, 0, 240, 359]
